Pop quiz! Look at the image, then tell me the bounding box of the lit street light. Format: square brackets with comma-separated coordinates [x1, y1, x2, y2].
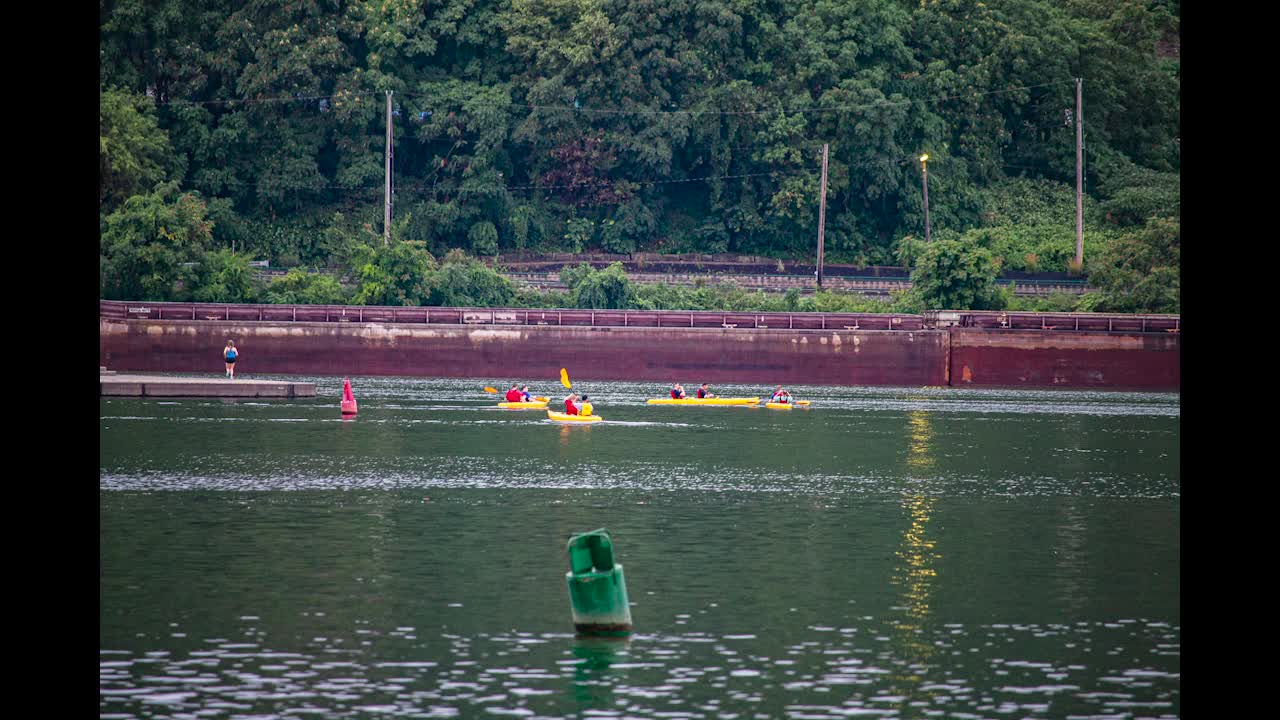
[919, 153, 930, 243]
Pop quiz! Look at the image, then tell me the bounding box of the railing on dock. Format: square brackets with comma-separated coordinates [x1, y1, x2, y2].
[102, 301, 1179, 334]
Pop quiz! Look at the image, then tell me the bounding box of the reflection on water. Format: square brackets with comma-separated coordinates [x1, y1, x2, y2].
[888, 410, 941, 711]
[102, 377, 1179, 719]
[906, 409, 936, 473]
[570, 636, 629, 711]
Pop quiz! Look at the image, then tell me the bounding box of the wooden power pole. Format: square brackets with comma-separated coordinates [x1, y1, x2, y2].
[920, 154, 930, 243]
[1075, 78, 1084, 268]
[816, 143, 829, 289]
[384, 90, 393, 246]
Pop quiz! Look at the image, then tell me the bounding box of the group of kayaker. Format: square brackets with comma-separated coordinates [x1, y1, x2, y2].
[668, 383, 793, 403]
[669, 383, 717, 399]
[501, 380, 795, 416]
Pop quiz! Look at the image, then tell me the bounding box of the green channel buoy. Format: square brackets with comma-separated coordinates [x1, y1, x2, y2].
[565, 528, 633, 636]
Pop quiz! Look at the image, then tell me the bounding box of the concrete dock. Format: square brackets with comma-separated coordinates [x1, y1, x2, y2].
[100, 373, 317, 398]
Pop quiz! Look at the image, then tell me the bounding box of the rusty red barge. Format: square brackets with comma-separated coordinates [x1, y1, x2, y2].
[99, 301, 1180, 391]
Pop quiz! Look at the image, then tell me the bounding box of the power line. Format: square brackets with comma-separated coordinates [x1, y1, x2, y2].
[398, 80, 1074, 116]
[189, 169, 812, 195]
[157, 80, 1076, 117]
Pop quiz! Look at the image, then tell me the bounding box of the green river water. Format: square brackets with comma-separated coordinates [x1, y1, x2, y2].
[100, 376, 1179, 719]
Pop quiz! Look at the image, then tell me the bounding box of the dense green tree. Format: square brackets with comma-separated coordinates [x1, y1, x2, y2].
[909, 237, 1005, 310]
[98, 0, 1178, 310]
[264, 268, 348, 304]
[100, 88, 175, 209]
[1086, 217, 1179, 313]
[429, 250, 515, 306]
[468, 221, 500, 256]
[561, 261, 634, 308]
[189, 249, 257, 302]
[350, 242, 437, 306]
[100, 182, 215, 300]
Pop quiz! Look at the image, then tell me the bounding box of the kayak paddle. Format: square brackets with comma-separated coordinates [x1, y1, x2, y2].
[560, 368, 572, 389]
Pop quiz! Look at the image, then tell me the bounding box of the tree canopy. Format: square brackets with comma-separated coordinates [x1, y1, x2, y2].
[100, 0, 1179, 311]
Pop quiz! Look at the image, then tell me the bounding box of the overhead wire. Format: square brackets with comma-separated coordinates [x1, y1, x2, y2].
[159, 79, 1075, 116]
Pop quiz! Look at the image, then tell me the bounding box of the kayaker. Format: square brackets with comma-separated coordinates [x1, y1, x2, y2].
[771, 386, 792, 404]
[520, 385, 533, 402]
[505, 384, 523, 402]
[696, 383, 716, 399]
[580, 394, 594, 416]
[670, 383, 686, 399]
[563, 392, 580, 415]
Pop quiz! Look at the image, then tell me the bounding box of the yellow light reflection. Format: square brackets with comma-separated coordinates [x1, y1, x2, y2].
[907, 409, 935, 472]
[888, 409, 941, 705]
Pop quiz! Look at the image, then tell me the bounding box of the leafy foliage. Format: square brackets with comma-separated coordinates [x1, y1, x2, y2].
[100, 88, 175, 209]
[429, 250, 515, 306]
[98, 0, 1178, 312]
[190, 249, 257, 302]
[100, 182, 215, 300]
[264, 268, 348, 305]
[560, 262, 634, 309]
[350, 242, 437, 306]
[1086, 217, 1179, 313]
[910, 238, 1006, 310]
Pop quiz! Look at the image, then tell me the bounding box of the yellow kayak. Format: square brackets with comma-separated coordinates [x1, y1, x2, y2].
[646, 397, 760, 405]
[498, 401, 549, 409]
[760, 399, 810, 408]
[547, 410, 602, 423]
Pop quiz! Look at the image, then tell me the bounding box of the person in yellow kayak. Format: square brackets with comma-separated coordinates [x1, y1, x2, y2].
[505, 384, 523, 402]
[520, 385, 534, 402]
[696, 383, 717, 399]
[770, 386, 792, 404]
[563, 392, 581, 415]
[579, 394, 594, 416]
[670, 383, 686, 399]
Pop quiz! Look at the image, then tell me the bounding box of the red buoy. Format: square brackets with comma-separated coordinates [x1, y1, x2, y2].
[341, 377, 358, 415]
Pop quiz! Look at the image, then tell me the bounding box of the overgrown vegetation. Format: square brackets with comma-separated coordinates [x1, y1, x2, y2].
[100, 0, 1179, 312]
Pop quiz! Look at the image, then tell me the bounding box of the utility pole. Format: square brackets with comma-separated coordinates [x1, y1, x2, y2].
[920, 154, 931, 242]
[384, 90, 393, 246]
[816, 143, 829, 289]
[1075, 77, 1084, 269]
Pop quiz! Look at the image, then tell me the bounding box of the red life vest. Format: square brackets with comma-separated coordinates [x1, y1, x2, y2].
[564, 399, 579, 415]
[506, 389, 522, 402]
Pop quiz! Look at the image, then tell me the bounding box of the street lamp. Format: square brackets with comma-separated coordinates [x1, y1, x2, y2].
[919, 153, 930, 243]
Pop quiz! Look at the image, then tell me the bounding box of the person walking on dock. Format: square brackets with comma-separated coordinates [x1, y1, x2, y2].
[224, 340, 239, 380]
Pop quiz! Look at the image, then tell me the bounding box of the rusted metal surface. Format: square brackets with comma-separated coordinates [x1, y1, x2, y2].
[99, 318, 947, 386]
[947, 329, 1180, 390]
[98, 303, 1181, 389]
